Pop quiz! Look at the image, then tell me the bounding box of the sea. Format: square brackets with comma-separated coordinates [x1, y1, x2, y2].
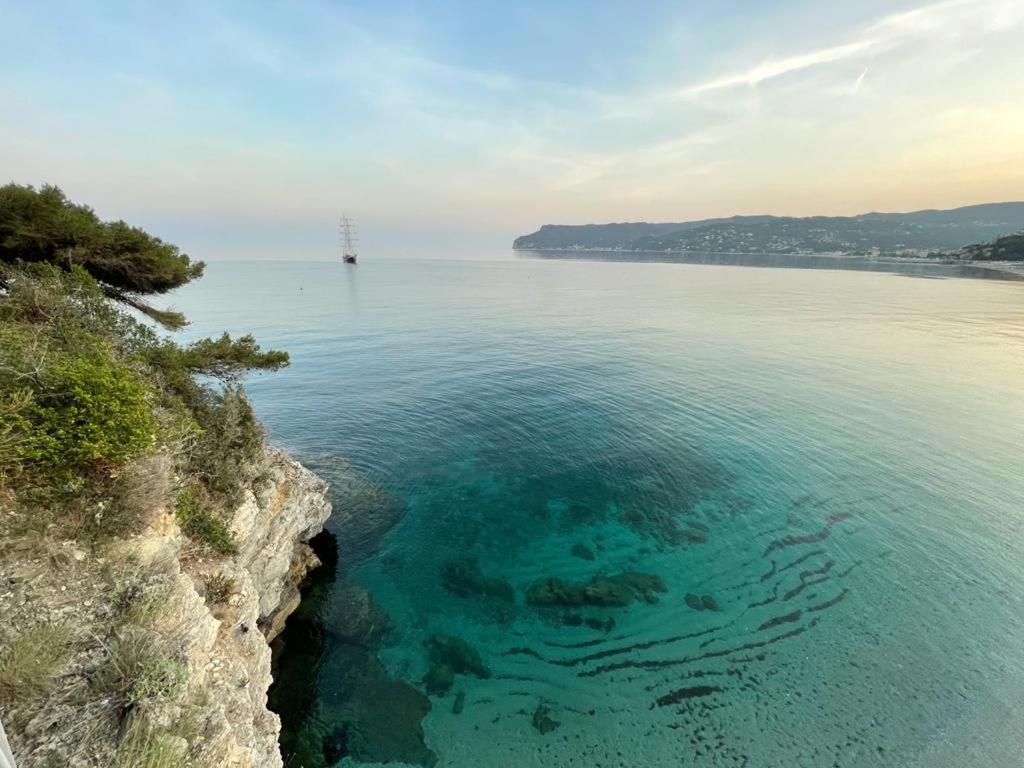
[170, 252, 1024, 768]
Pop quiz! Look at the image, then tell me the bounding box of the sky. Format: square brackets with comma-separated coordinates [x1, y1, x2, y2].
[1, 0, 1023, 259]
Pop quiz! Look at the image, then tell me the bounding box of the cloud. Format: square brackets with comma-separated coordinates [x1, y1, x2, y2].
[853, 67, 869, 93]
[682, 38, 877, 95]
[674, 0, 1024, 98]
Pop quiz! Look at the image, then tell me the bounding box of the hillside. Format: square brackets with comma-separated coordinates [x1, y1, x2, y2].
[961, 232, 1024, 261]
[513, 203, 1024, 255]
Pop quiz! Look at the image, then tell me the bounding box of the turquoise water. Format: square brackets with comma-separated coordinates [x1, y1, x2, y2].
[173, 256, 1024, 767]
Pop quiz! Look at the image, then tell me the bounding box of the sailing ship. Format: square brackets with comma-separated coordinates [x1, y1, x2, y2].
[340, 217, 358, 264]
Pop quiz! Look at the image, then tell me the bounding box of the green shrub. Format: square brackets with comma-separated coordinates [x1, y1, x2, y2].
[175, 488, 236, 555]
[0, 325, 156, 477]
[189, 385, 265, 507]
[0, 263, 164, 360]
[26, 351, 155, 470]
[0, 387, 33, 482]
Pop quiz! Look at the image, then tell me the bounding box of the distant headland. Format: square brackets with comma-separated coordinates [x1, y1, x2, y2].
[512, 202, 1024, 260]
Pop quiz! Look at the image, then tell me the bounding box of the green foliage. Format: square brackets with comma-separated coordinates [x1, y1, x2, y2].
[22, 351, 156, 469]
[144, 333, 288, 394]
[0, 188, 287, 541]
[189, 385, 265, 506]
[82, 219, 204, 294]
[0, 184, 96, 262]
[0, 387, 32, 483]
[0, 183, 204, 295]
[175, 488, 237, 555]
[0, 265, 164, 485]
[181, 332, 290, 380]
[113, 292, 190, 332]
[0, 622, 73, 707]
[127, 655, 186, 708]
[0, 262, 159, 354]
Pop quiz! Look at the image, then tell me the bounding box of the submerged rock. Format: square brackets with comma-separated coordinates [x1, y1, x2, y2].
[570, 542, 596, 561]
[616, 572, 668, 603]
[684, 593, 721, 612]
[562, 613, 614, 631]
[422, 634, 490, 696]
[440, 558, 515, 603]
[526, 571, 667, 609]
[426, 634, 490, 677]
[345, 662, 437, 767]
[532, 701, 560, 734]
[620, 505, 688, 547]
[305, 644, 437, 768]
[452, 690, 465, 715]
[527, 577, 626, 607]
[308, 456, 406, 570]
[585, 616, 615, 632]
[422, 663, 456, 696]
[325, 582, 393, 647]
[564, 501, 604, 525]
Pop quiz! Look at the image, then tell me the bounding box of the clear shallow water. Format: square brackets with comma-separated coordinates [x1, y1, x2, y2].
[172, 257, 1024, 767]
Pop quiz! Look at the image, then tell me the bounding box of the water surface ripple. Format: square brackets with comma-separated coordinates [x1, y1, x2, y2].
[173, 257, 1024, 767]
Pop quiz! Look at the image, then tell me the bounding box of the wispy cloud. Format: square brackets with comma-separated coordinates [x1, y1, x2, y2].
[674, 0, 1024, 98]
[852, 67, 869, 93]
[681, 38, 877, 95]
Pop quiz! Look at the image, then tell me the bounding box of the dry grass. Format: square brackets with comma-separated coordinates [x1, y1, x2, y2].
[113, 714, 188, 768]
[107, 560, 174, 629]
[89, 629, 186, 713]
[203, 573, 235, 606]
[92, 452, 173, 540]
[0, 622, 73, 709]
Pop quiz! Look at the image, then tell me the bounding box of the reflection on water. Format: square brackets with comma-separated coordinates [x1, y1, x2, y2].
[172, 258, 1024, 767]
[517, 248, 1024, 281]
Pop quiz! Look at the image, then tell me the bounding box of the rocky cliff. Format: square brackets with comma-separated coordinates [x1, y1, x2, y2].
[0, 449, 331, 767]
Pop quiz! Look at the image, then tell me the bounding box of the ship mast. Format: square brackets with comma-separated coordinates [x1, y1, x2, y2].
[340, 216, 358, 263]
